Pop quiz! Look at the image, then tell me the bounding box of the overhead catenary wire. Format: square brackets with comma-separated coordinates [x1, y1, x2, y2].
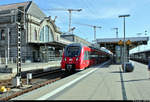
[82, 0, 104, 20]
[82, 0, 97, 17]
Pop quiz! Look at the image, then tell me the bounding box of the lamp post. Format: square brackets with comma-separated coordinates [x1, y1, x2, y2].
[112, 27, 118, 38]
[136, 33, 142, 52]
[144, 30, 148, 50]
[145, 30, 147, 35]
[118, 14, 130, 72]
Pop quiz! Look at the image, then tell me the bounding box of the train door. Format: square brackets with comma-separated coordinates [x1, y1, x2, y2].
[85, 51, 89, 67]
[115, 46, 121, 64]
[83, 51, 89, 69]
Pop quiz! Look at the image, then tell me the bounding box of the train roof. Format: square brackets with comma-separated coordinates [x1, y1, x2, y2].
[65, 43, 113, 55]
[100, 47, 113, 55]
[89, 44, 113, 55]
[131, 49, 150, 55]
[65, 43, 85, 47]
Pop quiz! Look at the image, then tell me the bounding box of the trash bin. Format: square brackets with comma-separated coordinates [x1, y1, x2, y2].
[122, 62, 134, 72]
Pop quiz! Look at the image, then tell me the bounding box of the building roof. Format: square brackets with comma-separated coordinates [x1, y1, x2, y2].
[27, 1, 46, 19]
[0, 1, 31, 11]
[61, 34, 92, 46]
[96, 37, 149, 54]
[0, 1, 46, 19]
[96, 37, 149, 43]
[131, 49, 150, 54]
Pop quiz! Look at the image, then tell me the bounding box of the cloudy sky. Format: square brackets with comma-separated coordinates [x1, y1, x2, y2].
[0, 0, 150, 53]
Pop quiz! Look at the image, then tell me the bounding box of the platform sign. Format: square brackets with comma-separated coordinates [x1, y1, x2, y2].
[118, 40, 123, 45]
[126, 40, 131, 45]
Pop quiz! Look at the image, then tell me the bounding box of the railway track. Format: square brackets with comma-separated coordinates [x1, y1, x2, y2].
[0, 68, 71, 101]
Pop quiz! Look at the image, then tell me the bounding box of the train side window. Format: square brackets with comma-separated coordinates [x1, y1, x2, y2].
[88, 51, 91, 59]
[84, 51, 86, 60]
[86, 51, 89, 60]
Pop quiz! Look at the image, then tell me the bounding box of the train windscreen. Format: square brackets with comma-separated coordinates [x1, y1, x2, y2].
[65, 46, 80, 57]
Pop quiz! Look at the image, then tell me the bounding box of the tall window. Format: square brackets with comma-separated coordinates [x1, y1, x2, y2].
[0, 29, 5, 40]
[34, 28, 37, 41]
[45, 25, 49, 42]
[0, 30, 2, 40]
[40, 27, 44, 41]
[39, 25, 54, 42]
[49, 28, 53, 42]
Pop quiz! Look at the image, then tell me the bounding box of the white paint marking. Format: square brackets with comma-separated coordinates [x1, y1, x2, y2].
[36, 60, 109, 100]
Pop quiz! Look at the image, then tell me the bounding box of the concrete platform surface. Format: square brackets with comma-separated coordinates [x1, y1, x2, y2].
[0, 61, 61, 80]
[11, 60, 150, 100]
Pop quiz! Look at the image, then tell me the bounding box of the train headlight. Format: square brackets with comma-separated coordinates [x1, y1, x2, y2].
[64, 57, 66, 61]
[76, 57, 79, 61]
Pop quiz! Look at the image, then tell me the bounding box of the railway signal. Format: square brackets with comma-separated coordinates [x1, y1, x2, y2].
[76, 23, 102, 42]
[17, 22, 22, 77]
[43, 8, 82, 33]
[12, 6, 25, 87]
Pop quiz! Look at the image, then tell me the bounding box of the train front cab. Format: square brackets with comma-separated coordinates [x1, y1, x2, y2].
[61, 53, 78, 73]
[61, 45, 81, 72]
[61, 46, 90, 72]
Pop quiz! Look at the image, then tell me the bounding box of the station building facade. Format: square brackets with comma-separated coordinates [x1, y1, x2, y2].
[0, 1, 68, 63]
[0, 1, 91, 64]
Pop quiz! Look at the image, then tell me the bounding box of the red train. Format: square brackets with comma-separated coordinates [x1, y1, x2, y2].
[61, 43, 113, 72]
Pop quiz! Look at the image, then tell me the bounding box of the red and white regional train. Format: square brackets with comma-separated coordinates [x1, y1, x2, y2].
[61, 43, 113, 72]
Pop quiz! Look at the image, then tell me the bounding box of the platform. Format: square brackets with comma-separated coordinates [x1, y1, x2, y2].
[0, 61, 61, 80]
[11, 60, 150, 100]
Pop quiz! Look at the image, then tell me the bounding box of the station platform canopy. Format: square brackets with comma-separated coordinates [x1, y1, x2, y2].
[96, 37, 149, 54]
